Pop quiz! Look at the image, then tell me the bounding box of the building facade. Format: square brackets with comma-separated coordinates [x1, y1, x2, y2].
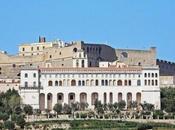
[20, 63, 161, 111]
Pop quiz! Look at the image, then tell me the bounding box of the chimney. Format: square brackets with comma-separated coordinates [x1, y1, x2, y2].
[39, 36, 46, 43]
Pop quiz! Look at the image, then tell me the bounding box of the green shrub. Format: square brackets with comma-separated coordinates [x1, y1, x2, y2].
[0, 112, 9, 121]
[137, 123, 153, 130]
[4, 121, 15, 130]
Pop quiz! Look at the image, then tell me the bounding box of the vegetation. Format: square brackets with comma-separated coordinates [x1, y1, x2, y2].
[0, 89, 31, 129]
[161, 87, 175, 113]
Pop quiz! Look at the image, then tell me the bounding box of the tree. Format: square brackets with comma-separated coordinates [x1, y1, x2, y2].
[80, 102, 88, 111]
[4, 121, 15, 130]
[94, 100, 104, 114]
[16, 115, 26, 128]
[118, 100, 126, 110]
[63, 103, 72, 114]
[15, 106, 22, 115]
[0, 112, 9, 121]
[53, 103, 62, 116]
[142, 102, 154, 111]
[23, 105, 33, 115]
[108, 103, 114, 112]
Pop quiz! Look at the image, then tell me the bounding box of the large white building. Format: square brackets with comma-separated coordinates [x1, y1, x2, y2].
[20, 62, 161, 111]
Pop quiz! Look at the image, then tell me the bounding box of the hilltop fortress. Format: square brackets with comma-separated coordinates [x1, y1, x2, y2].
[1, 36, 172, 110]
[0, 37, 156, 79]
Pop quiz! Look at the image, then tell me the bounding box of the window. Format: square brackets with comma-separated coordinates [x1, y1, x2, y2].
[101, 80, 105, 86]
[82, 60, 85, 68]
[152, 80, 154, 86]
[50, 55, 52, 58]
[105, 80, 108, 86]
[148, 73, 150, 77]
[37, 46, 39, 50]
[73, 48, 77, 52]
[78, 80, 81, 86]
[33, 82, 36, 87]
[59, 52, 61, 55]
[144, 80, 147, 85]
[155, 73, 158, 77]
[137, 80, 141, 86]
[144, 73, 147, 78]
[55, 81, 58, 86]
[24, 73, 28, 78]
[48, 81, 53, 86]
[95, 80, 98, 86]
[12, 64, 16, 68]
[152, 73, 154, 77]
[33, 73, 36, 78]
[128, 80, 131, 86]
[121, 52, 128, 58]
[22, 48, 25, 51]
[155, 80, 158, 86]
[31, 47, 33, 51]
[25, 82, 28, 87]
[82, 81, 85, 86]
[117, 80, 122, 86]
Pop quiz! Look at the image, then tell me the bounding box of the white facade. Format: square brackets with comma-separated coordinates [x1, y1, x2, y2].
[20, 65, 161, 111]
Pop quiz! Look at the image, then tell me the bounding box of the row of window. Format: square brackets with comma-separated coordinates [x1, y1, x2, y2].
[22, 46, 45, 52]
[144, 80, 158, 86]
[144, 73, 158, 78]
[24, 73, 36, 78]
[43, 73, 142, 79]
[47, 79, 142, 87]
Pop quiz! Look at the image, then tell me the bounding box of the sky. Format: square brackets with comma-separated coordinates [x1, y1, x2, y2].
[0, 0, 175, 61]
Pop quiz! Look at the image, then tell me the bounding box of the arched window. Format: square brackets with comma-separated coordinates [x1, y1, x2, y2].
[148, 80, 151, 85]
[101, 80, 105, 86]
[144, 80, 147, 86]
[78, 80, 81, 86]
[137, 80, 141, 86]
[82, 60, 85, 68]
[33, 73, 36, 78]
[82, 80, 85, 86]
[24, 73, 28, 78]
[25, 82, 28, 87]
[118, 93, 122, 102]
[117, 80, 122, 86]
[105, 80, 108, 86]
[76, 60, 79, 67]
[95, 80, 98, 86]
[144, 73, 147, 77]
[73, 48, 77, 52]
[55, 81, 58, 86]
[33, 81, 36, 87]
[152, 73, 154, 77]
[152, 80, 154, 86]
[59, 81, 63, 86]
[148, 73, 150, 77]
[71, 80, 76, 86]
[128, 80, 131, 86]
[136, 92, 141, 104]
[48, 81, 53, 86]
[104, 93, 107, 104]
[124, 80, 127, 86]
[155, 73, 158, 77]
[155, 80, 158, 86]
[91, 93, 98, 105]
[109, 92, 113, 104]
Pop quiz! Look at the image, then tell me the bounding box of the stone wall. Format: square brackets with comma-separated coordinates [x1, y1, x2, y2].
[115, 47, 156, 66]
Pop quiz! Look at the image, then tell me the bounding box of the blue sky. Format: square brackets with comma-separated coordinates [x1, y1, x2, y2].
[0, 0, 175, 61]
